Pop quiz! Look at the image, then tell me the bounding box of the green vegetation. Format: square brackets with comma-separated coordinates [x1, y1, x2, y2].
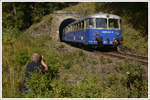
[2, 2, 77, 30]
[2, 28, 147, 97]
[3, 2, 148, 98]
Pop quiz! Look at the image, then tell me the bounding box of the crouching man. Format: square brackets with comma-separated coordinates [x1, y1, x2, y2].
[23, 53, 48, 93]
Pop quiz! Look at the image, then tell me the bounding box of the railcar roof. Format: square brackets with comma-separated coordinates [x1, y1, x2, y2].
[84, 13, 121, 19]
[69, 13, 121, 26]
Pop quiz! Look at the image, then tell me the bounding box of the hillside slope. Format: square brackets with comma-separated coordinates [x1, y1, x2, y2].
[2, 30, 148, 97]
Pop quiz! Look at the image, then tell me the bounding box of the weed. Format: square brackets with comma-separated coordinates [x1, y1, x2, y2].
[78, 50, 85, 57]
[106, 58, 112, 63]
[100, 56, 106, 64]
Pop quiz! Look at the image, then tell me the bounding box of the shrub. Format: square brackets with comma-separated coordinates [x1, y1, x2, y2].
[114, 61, 147, 97]
[14, 50, 30, 66]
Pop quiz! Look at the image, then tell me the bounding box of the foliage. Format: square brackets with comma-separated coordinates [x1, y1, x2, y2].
[63, 2, 96, 16]
[2, 29, 147, 97]
[2, 2, 78, 30]
[115, 61, 148, 97]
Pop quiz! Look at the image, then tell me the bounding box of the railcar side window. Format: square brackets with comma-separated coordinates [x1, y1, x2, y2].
[68, 26, 70, 32]
[70, 26, 72, 32]
[71, 25, 73, 32]
[78, 23, 80, 31]
[84, 20, 86, 29]
[86, 19, 89, 29]
[80, 22, 82, 30]
[81, 21, 84, 30]
[66, 28, 67, 33]
[109, 19, 119, 29]
[63, 28, 65, 34]
[79, 22, 81, 30]
[72, 25, 73, 31]
[73, 24, 74, 31]
[96, 18, 107, 28]
[75, 24, 77, 31]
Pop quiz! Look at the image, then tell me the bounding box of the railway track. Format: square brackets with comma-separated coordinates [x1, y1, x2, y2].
[63, 42, 148, 65]
[94, 50, 148, 65]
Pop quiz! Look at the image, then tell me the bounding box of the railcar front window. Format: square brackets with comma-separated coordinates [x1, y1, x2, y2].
[109, 19, 119, 29]
[89, 18, 94, 28]
[96, 18, 107, 28]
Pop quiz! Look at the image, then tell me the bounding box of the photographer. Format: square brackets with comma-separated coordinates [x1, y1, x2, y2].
[23, 53, 48, 93]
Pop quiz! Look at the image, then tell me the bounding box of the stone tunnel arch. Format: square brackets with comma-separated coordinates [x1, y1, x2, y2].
[50, 11, 82, 41]
[59, 18, 76, 41]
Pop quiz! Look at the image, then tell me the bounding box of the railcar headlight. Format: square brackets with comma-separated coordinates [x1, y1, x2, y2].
[116, 32, 119, 36]
[93, 34, 96, 37]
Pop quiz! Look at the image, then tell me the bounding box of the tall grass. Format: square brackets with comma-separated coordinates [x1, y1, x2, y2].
[2, 27, 57, 97]
[2, 27, 147, 97]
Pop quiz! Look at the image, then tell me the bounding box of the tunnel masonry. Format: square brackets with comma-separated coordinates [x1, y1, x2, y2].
[50, 11, 83, 41]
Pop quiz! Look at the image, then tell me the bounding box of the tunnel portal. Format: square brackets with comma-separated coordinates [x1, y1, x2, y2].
[59, 18, 76, 41]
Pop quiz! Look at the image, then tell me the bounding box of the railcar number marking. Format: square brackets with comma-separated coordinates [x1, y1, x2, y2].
[102, 31, 114, 33]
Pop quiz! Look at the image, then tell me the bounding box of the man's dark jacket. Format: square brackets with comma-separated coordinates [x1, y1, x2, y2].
[23, 61, 44, 93]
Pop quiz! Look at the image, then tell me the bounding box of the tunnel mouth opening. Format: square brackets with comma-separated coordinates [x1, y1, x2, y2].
[59, 18, 76, 42]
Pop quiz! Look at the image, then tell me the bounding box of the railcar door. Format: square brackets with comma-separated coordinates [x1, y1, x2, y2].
[81, 20, 85, 44]
[83, 19, 89, 45]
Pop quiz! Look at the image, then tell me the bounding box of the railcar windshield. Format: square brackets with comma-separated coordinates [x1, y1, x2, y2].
[109, 19, 119, 29]
[96, 18, 107, 28]
[89, 18, 94, 28]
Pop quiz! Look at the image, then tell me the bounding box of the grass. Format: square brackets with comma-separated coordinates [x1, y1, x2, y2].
[62, 2, 96, 16]
[120, 17, 148, 55]
[2, 28, 148, 97]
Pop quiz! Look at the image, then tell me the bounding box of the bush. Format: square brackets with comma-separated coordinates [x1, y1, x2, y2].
[114, 61, 147, 97]
[14, 50, 30, 66]
[78, 50, 85, 57]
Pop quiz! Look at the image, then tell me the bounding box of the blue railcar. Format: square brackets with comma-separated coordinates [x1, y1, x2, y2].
[62, 13, 122, 48]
